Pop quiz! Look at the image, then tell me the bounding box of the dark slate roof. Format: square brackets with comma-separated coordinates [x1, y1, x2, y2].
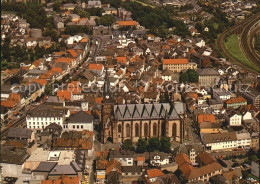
[197, 68, 219, 76]
[27, 105, 65, 117]
[122, 166, 142, 173]
[33, 162, 57, 172]
[49, 165, 77, 175]
[110, 150, 135, 159]
[113, 103, 179, 120]
[66, 111, 93, 124]
[7, 127, 32, 139]
[0, 147, 29, 165]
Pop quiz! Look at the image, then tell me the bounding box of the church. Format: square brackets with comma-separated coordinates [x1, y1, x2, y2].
[102, 102, 183, 144]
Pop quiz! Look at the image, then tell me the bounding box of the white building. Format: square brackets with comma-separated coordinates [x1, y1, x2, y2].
[150, 152, 170, 166]
[109, 151, 134, 166]
[63, 111, 93, 131]
[203, 131, 252, 151]
[236, 132, 251, 149]
[203, 132, 237, 151]
[213, 88, 231, 101]
[26, 105, 67, 132]
[226, 112, 242, 126]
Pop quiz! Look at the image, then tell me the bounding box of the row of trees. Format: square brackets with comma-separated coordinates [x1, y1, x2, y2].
[122, 137, 172, 153]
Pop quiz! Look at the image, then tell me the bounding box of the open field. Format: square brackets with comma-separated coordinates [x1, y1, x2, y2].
[224, 35, 260, 72]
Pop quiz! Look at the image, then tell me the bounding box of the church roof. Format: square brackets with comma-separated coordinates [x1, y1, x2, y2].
[114, 103, 179, 120]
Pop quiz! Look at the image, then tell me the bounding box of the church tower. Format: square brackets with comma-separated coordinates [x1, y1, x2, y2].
[101, 67, 114, 143]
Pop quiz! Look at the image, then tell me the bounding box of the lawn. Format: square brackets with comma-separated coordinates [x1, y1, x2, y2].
[122, 0, 155, 8]
[224, 35, 260, 73]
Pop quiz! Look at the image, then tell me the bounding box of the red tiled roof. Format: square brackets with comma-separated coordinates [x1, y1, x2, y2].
[147, 169, 164, 178]
[95, 97, 103, 104]
[57, 90, 71, 100]
[32, 79, 47, 86]
[67, 49, 78, 58]
[198, 114, 216, 124]
[50, 67, 63, 74]
[89, 64, 103, 70]
[116, 20, 138, 26]
[1, 100, 15, 108]
[56, 58, 74, 64]
[224, 96, 247, 104]
[117, 56, 127, 64]
[163, 58, 189, 64]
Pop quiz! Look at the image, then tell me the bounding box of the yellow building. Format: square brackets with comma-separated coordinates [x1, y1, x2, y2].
[162, 59, 197, 73]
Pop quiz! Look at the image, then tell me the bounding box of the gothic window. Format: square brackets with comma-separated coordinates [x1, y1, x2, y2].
[118, 124, 122, 133]
[172, 123, 177, 140]
[144, 123, 148, 137]
[126, 124, 130, 137]
[153, 123, 157, 136]
[135, 123, 139, 137]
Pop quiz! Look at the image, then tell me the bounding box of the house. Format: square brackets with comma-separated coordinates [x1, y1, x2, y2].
[63, 3, 76, 10]
[103, 7, 117, 15]
[145, 169, 165, 183]
[121, 166, 142, 177]
[175, 152, 222, 182]
[175, 143, 205, 164]
[197, 68, 220, 86]
[161, 69, 174, 81]
[0, 147, 30, 178]
[203, 132, 237, 151]
[26, 105, 66, 132]
[162, 59, 197, 73]
[213, 88, 231, 101]
[88, 63, 104, 76]
[7, 127, 35, 143]
[109, 150, 134, 166]
[225, 111, 242, 127]
[149, 152, 170, 166]
[236, 132, 251, 149]
[237, 85, 260, 109]
[64, 111, 93, 131]
[222, 168, 242, 184]
[224, 96, 247, 109]
[114, 21, 139, 29]
[87, 0, 102, 8]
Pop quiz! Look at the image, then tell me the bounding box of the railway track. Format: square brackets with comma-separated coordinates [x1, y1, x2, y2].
[217, 12, 260, 74]
[240, 17, 260, 67]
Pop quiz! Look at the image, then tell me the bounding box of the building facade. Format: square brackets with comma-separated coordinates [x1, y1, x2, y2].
[26, 105, 67, 132]
[197, 68, 220, 86]
[108, 103, 183, 144]
[162, 59, 197, 73]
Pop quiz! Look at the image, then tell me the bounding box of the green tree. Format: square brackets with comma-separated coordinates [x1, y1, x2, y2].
[160, 137, 171, 153]
[136, 138, 147, 153]
[147, 137, 160, 152]
[98, 14, 115, 26]
[86, 8, 104, 16]
[179, 72, 189, 83]
[179, 69, 198, 83]
[122, 139, 134, 151]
